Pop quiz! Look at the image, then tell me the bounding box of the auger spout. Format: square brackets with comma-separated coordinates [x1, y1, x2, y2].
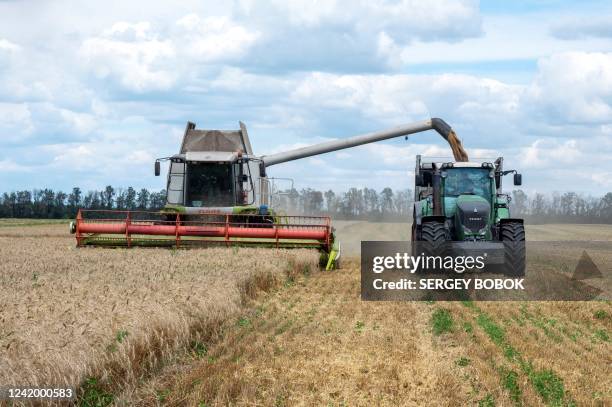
[261, 118, 468, 167]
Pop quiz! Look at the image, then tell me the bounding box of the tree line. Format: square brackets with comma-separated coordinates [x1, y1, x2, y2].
[274, 188, 612, 223]
[0, 187, 167, 219]
[1, 185, 612, 223]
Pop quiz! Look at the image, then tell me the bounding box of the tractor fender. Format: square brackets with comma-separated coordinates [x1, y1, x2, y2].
[422, 215, 446, 224]
[413, 202, 446, 226]
[499, 218, 524, 224]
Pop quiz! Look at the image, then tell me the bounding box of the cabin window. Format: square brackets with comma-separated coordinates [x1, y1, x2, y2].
[167, 161, 185, 204]
[186, 162, 235, 207]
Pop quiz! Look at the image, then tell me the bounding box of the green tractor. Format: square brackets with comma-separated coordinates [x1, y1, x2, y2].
[412, 155, 526, 276]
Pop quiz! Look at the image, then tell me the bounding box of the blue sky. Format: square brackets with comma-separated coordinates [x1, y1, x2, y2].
[0, 0, 611, 195]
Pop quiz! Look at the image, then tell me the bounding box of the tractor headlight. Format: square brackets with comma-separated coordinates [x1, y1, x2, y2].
[478, 227, 488, 235]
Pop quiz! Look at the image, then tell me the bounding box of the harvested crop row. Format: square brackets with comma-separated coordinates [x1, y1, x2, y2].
[131, 259, 610, 406]
[0, 225, 319, 399]
[133, 260, 479, 406]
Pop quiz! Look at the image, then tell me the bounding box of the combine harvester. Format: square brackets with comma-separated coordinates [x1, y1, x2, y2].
[71, 118, 468, 269]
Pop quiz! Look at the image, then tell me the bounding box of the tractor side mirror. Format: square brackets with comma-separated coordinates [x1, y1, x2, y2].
[154, 161, 160, 176]
[513, 173, 522, 186]
[259, 162, 267, 178]
[415, 173, 424, 187]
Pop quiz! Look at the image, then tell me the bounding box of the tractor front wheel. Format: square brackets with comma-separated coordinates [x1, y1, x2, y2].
[500, 222, 526, 277]
[421, 220, 447, 246]
[419, 221, 448, 271]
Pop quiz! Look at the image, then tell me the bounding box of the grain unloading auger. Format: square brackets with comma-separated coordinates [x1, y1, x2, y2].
[71, 118, 467, 269]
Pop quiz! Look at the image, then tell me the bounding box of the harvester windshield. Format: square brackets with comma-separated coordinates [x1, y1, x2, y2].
[443, 168, 492, 202]
[186, 162, 234, 207]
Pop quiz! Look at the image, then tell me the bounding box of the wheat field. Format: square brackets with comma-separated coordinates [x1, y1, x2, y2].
[0, 221, 610, 405]
[127, 259, 611, 406]
[0, 222, 319, 400]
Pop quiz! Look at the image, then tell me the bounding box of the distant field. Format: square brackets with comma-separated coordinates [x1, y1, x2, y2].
[333, 220, 612, 256]
[0, 218, 69, 227]
[0, 221, 610, 405]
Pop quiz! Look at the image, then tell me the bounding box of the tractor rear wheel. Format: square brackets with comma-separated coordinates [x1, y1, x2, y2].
[500, 222, 526, 277]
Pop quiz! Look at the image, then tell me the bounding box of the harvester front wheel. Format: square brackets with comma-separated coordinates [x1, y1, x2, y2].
[500, 222, 526, 277]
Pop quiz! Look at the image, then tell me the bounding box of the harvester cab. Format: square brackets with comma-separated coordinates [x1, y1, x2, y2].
[154, 121, 269, 215]
[412, 155, 526, 275]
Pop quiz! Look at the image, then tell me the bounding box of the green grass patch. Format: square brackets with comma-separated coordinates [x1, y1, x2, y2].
[478, 394, 495, 407]
[431, 308, 454, 335]
[593, 309, 609, 320]
[275, 319, 294, 336]
[461, 300, 477, 309]
[476, 313, 505, 346]
[455, 357, 470, 367]
[593, 329, 609, 342]
[354, 321, 365, 333]
[527, 368, 567, 406]
[115, 330, 128, 343]
[473, 309, 573, 406]
[500, 368, 522, 405]
[237, 316, 251, 328]
[79, 377, 114, 407]
[156, 389, 171, 402]
[190, 341, 208, 358]
[502, 344, 520, 362]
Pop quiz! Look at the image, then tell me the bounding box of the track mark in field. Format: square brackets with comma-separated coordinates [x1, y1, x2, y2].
[457, 301, 585, 406]
[131, 260, 479, 406]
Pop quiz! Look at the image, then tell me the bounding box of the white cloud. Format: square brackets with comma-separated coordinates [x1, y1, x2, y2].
[0, 102, 31, 123]
[0, 103, 33, 139]
[58, 108, 97, 135]
[78, 15, 260, 92]
[0, 159, 30, 172]
[126, 150, 153, 164]
[392, 15, 612, 67]
[80, 22, 177, 92]
[292, 71, 523, 124]
[51, 144, 96, 170]
[175, 14, 260, 61]
[550, 17, 612, 40]
[520, 139, 582, 169]
[239, 0, 482, 42]
[591, 172, 612, 188]
[529, 52, 612, 123]
[0, 38, 19, 52]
